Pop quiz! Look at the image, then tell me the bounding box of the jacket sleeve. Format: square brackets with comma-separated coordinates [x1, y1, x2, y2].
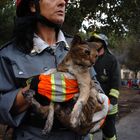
[90, 67, 105, 94]
[108, 56, 121, 99]
[108, 56, 121, 108]
[0, 56, 26, 127]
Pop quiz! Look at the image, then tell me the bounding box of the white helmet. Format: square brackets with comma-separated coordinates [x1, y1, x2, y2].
[88, 33, 109, 47]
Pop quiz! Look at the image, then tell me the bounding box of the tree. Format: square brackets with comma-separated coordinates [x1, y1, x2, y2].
[125, 36, 140, 75]
[118, 0, 140, 36]
[63, 0, 140, 38]
[63, 0, 101, 35]
[0, 0, 15, 45]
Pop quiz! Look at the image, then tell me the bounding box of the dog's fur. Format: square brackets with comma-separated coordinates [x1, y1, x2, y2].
[24, 35, 102, 135]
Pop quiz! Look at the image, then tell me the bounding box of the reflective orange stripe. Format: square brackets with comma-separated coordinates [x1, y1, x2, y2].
[65, 78, 79, 101]
[37, 74, 79, 102]
[38, 74, 52, 99]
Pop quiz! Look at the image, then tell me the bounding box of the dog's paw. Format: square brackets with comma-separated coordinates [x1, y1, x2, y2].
[70, 110, 80, 128]
[42, 116, 54, 134]
[22, 89, 35, 103]
[70, 101, 83, 127]
[42, 120, 53, 135]
[42, 105, 54, 134]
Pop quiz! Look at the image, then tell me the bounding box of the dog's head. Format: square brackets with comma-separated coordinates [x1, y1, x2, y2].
[70, 35, 98, 67]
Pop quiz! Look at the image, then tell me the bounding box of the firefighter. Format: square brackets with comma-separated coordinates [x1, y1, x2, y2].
[0, 0, 83, 139]
[0, 1, 109, 139]
[88, 33, 121, 140]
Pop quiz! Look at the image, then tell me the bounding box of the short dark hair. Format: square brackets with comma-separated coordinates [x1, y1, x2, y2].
[16, 0, 34, 17]
[13, 16, 37, 54]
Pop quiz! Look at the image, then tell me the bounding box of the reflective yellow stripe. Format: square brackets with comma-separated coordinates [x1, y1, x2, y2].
[91, 33, 100, 39]
[61, 74, 66, 101]
[51, 74, 55, 101]
[90, 134, 93, 140]
[26, 77, 33, 86]
[109, 89, 120, 98]
[104, 135, 117, 140]
[108, 104, 118, 115]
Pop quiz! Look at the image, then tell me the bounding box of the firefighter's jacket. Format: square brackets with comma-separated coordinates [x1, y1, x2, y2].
[94, 50, 121, 114]
[0, 33, 97, 128]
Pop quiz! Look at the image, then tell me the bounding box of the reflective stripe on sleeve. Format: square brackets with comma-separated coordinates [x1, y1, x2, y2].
[109, 89, 120, 98]
[103, 135, 117, 140]
[61, 74, 66, 101]
[51, 74, 56, 101]
[108, 104, 118, 115]
[90, 134, 93, 140]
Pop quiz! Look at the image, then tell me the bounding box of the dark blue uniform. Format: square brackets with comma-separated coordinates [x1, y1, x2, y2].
[0, 33, 98, 139]
[94, 50, 121, 140]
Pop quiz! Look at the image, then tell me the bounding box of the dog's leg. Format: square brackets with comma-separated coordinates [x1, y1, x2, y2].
[42, 102, 54, 134]
[22, 89, 49, 117]
[70, 72, 91, 128]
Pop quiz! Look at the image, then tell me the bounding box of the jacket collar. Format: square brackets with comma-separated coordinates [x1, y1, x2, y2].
[31, 30, 69, 54]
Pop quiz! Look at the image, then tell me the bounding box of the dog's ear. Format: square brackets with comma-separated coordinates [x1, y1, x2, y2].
[71, 35, 82, 46]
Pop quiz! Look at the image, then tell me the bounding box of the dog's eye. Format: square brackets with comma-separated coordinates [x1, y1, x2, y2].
[84, 48, 90, 55]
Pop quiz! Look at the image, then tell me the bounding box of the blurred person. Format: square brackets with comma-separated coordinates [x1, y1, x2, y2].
[87, 33, 121, 140]
[127, 79, 132, 88]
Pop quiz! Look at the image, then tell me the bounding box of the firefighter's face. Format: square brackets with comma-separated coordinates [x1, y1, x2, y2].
[93, 42, 104, 56]
[41, 0, 66, 24]
[31, 0, 66, 25]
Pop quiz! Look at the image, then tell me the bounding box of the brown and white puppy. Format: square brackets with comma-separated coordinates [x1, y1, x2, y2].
[54, 35, 102, 135]
[57, 35, 98, 128]
[24, 35, 102, 134]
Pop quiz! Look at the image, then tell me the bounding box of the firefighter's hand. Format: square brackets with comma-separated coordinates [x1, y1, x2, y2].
[108, 96, 118, 115]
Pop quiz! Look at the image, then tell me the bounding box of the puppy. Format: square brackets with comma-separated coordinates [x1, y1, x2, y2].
[54, 35, 102, 135]
[23, 35, 102, 134]
[57, 35, 98, 128]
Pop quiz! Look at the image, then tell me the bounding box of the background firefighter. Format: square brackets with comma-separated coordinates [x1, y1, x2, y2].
[87, 33, 121, 140]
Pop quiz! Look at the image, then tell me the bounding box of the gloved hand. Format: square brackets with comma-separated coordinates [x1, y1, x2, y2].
[29, 71, 79, 104]
[108, 95, 118, 115]
[90, 93, 110, 133]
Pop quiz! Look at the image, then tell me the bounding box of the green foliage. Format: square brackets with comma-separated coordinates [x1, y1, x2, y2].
[119, 0, 140, 36]
[0, 0, 15, 45]
[63, 0, 140, 38]
[125, 36, 140, 72]
[112, 35, 140, 72]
